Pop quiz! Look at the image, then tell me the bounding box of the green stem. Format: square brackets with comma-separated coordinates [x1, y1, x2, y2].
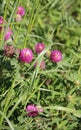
[0, 110, 15, 130]
[24, 0, 39, 47]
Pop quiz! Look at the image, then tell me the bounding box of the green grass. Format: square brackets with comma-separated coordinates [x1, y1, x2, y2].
[0, 0, 81, 130]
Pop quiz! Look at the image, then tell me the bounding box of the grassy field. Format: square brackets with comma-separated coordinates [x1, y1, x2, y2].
[0, 0, 81, 130]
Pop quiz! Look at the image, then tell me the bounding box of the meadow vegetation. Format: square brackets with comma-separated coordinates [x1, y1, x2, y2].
[0, 0, 81, 130]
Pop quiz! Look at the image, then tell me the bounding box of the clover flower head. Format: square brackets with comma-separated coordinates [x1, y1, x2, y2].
[16, 6, 25, 17]
[35, 43, 45, 54]
[26, 104, 44, 117]
[4, 28, 13, 41]
[4, 44, 15, 57]
[0, 16, 4, 30]
[50, 50, 62, 62]
[26, 104, 38, 117]
[19, 48, 33, 63]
